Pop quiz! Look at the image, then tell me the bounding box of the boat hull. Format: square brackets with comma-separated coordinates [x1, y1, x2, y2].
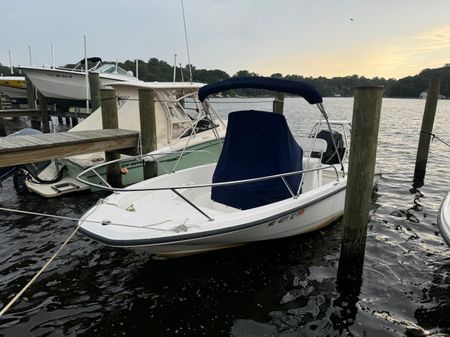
[79, 164, 347, 257]
[18, 67, 138, 101]
[438, 191, 450, 247]
[113, 208, 344, 257]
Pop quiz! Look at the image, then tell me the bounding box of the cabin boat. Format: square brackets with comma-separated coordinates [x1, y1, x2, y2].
[76, 77, 379, 257]
[17, 57, 141, 104]
[21, 81, 227, 197]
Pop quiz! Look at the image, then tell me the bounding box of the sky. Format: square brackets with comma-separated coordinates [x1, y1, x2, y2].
[2, 0, 450, 79]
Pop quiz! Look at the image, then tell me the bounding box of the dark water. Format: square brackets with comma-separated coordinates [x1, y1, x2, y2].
[1, 97, 450, 336]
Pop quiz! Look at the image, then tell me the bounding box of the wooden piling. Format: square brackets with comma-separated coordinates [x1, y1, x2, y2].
[413, 79, 441, 187]
[273, 92, 284, 114]
[37, 92, 50, 133]
[337, 85, 383, 282]
[89, 72, 101, 112]
[138, 89, 158, 179]
[100, 87, 121, 187]
[26, 77, 41, 130]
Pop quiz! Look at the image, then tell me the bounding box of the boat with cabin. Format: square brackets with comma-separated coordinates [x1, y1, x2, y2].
[17, 57, 141, 106]
[20, 81, 226, 197]
[76, 77, 379, 257]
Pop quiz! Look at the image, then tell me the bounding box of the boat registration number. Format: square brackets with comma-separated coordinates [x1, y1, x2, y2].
[267, 209, 304, 226]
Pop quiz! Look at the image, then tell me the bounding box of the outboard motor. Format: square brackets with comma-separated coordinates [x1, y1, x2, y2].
[316, 130, 345, 164]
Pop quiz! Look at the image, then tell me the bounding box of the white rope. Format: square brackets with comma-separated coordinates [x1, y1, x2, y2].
[0, 205, 176, 232]
[0, 202, 194, 316]
[0, 217, 83, 317]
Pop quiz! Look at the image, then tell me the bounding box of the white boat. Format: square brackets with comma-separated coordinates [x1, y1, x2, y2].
[76, 77, 378, 257]
[437, 192, 450, 246]
[17, 57, 141, 102]
[22, 81, 227, 197]
[0, 76, 27, 100]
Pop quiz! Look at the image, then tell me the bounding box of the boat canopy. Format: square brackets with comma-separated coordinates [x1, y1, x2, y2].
[198, 76, 323, 104]
[211, 110, 303, 210]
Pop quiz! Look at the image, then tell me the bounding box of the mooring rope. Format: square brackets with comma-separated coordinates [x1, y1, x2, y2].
[0, 222, 81, 317]
[0, 201, 179, 317]
[0, 202, 106, 317]
[0, 205, 174, 232]
[421, 131, 450, 147]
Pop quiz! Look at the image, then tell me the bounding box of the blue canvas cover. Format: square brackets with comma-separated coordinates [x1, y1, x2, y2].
[211, 110, 303, 210]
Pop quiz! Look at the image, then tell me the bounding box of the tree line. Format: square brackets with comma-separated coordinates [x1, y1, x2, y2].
[1, 58, 449, 98]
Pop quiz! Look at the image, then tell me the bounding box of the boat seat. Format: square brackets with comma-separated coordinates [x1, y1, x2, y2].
[211, 110, 303, 210]
[302, 157, 323, 192]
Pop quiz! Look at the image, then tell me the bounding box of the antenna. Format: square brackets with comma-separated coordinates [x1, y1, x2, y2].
[180, 0, 193, 82]
[51, 44, 55, 68]
[173, 53, 177, 82]
[135, 59, 139, 79]
[179, 63, 184, 82]
[8, 51, 13, 74]
[28, 46, 32, 66]
[84, 35, 89, 112]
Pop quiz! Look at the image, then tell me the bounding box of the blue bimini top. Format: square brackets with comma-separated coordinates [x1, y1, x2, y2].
[198, 76, 323, 104]
[211, 110, 303, 210]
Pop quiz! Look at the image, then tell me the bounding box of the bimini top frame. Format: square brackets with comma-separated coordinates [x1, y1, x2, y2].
[199, 76, 344, 173]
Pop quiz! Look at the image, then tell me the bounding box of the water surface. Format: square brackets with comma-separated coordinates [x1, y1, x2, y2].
[1, 97, 450, 336]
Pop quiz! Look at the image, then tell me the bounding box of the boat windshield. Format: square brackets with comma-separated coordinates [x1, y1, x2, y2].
[94, 64, 135, 78]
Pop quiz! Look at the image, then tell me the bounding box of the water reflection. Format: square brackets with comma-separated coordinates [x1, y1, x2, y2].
[411, 257, 450, 336]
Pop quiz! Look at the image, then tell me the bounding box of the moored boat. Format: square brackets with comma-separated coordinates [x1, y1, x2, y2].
[76, 77, 380, 257]
[17, 57, 141, 104]
[23, 81, 227, 197]
[437, 192, 450, 246]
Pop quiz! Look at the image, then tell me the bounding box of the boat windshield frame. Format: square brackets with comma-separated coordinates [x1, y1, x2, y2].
[77, 156, 340, 221]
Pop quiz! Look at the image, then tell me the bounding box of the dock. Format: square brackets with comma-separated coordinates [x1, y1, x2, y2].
[0, 129, 139, 167]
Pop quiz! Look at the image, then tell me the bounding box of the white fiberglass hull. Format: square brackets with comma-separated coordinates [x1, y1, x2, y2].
[19, 67, 139, 101]
[79, 163, 347, 257]
[438, 191, 450, 247]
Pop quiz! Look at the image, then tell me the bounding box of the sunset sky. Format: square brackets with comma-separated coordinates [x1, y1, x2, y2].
[2, 0, 450, 79]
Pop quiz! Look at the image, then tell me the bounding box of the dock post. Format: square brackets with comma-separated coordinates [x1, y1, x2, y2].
[413, 79, 441, 187]
[138, 89, 158, 179]
[337, 85, 383, 284]
[37, 92, 50, 133]
[26, 77, 40, 130]
[89, 72, 101, 112]
[273, 92, 284, 114]
[100, 87, 122, 187]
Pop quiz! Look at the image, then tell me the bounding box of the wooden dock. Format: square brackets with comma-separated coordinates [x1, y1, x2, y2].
[0, 109, 41, 118]
[0, 129, 139, 167]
